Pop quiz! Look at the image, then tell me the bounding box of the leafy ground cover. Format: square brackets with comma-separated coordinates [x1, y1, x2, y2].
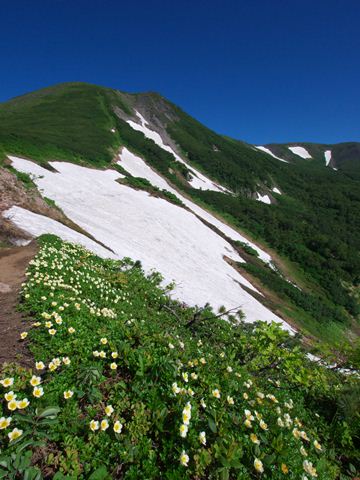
[0, 235, 359, 479]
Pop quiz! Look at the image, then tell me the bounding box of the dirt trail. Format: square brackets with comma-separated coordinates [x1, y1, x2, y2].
[0, 242, 38, 365]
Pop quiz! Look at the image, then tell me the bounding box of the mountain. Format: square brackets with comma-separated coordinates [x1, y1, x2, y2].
[1, 82, 360, 347]
[257, 141, 360, 177]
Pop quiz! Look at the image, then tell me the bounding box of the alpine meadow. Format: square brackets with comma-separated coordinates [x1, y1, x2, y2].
[0, 82, 359, 479]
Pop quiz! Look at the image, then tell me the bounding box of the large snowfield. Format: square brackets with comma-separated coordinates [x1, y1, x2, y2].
[119, 148, 272, 263]
[5, 155, 292, 330]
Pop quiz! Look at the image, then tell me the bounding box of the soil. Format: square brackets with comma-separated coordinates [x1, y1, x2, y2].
[0, 242, 38, 365]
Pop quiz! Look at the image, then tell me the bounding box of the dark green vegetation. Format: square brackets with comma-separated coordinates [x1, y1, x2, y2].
[0, 82, 360, 345]
[120, 176, 184, 207]
[266, 142, 360, 178]
[0, 236, 359, 479]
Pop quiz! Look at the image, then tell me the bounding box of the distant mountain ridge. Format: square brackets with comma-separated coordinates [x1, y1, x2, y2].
[256, 141, 360, 176]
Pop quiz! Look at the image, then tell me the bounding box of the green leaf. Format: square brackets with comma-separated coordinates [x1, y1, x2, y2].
[88, 466, 111, 480]
[208, 416, 217, 433]
[37, 406, 60, 419]
[219, 468, 229, 480]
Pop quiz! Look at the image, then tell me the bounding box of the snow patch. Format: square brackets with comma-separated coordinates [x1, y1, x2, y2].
[12, 238, 32, 247]
[126, 111, 229, 193]
[7, 155, 293, 331]
[3, 206, 117, 259]
[272, 187, 281, 195]
[118, 148, 272, 263]
[288, 146, 312, 159]
[255, 146, 288, 163]
[324, 150, 332, 166]
[256, 193, 271, 205]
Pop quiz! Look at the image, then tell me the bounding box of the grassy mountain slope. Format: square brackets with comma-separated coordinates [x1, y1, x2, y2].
[0, 82, 360, 345]
[0, 235, 358, 478]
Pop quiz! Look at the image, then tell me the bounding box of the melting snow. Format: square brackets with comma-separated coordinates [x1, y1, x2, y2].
[272, 187, 281, 195]
[324, 150, 331, 166]
[256, 193, 271, 205]
[118, 148, 272, 263]
[126, 111, 229, 193]
[255, 146, 288, 163]
[3, 206, 117, 259]
[6, 155, 293, 331]
[288, 146, 312, 159]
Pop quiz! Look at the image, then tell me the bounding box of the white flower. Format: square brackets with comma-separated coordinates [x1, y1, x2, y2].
[33, 386, 44, 398]
[8, 427, 23, 442]
[313, 440, 322, 451]
[254, 458, 264, 473]
[30, 375, 41, 387]
[172, 382, 180, 394]
[113, 420, 123, 433]
[90, 420, 99, 432]
[105, 405, 114, 416]
[35, 361, 45, 370]
[17, 398, 30, 409]
[63, 390, 74, 399]
[212, 389, 220, 399]
[199, 431, 206, 445]
[0, 417, 12, 430]
[180, 450, 189, 467]
[100, 419, 109, 431]
[180, 424, 188, 438]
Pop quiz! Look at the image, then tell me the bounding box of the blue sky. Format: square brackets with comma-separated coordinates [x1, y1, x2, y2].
[1, 0, 359, 144]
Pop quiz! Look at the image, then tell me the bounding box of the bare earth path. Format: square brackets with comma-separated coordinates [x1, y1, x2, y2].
[0, 242, 38, 365]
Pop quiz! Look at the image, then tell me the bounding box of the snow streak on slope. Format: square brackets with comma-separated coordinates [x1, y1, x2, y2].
[6, 156, 292, 330]
[3, 206, 117, 259]
[255, 146, 288, 163]
[119, 148, 272, 263]
[272, 187, 281, 195]
[288, 146, 312, 159]
[126, 111, 229, 193]
[324, 150, 332, 166]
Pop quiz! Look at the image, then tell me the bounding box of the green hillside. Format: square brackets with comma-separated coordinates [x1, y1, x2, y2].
[0, 235, 358, 479]
[1, 82, 360, 345]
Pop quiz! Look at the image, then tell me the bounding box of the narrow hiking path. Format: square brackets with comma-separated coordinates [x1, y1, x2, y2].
[0, 242, 38, 365]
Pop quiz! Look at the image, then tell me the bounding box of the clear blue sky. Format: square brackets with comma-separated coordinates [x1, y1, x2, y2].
[1, 0, 359, 144]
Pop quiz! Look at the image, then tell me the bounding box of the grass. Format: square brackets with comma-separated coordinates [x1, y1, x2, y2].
[0, 83, 123, 166]
[0, 235, 359, 479]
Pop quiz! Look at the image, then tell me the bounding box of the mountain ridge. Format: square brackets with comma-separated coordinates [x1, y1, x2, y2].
[0, 81, 359, 347]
